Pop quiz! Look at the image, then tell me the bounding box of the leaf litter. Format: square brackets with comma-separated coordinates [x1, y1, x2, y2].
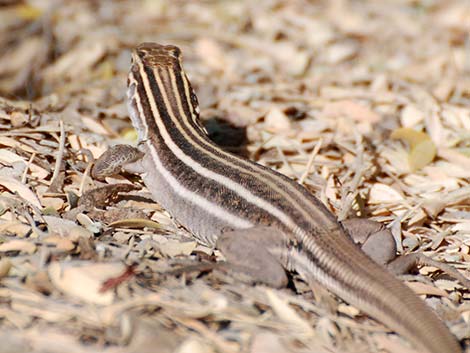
[0, 1, 470, 353]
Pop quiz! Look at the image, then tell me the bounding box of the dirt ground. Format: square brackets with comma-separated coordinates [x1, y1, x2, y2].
[0, 1, 469, 352]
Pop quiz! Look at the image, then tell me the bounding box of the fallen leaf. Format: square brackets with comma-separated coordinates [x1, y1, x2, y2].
[250, 331, 290, 353]
[391, 128, 437, 171]
[176, 338, 214, 353]
[42, 236, 75, 252]
[369, 183, 404, 203]
[48, 261, 126, 305]
[409, 139, 437, 171]
[108, 218, 163, 229]
[264, 108, 292, 134]
[265, 289, 314, 337]
[391, 128, 430, 148]
[43, 216, 93, 240]
[0, 239, 36, 254]
[400, 105, 425, 127]
[40, 197, 65, 211]
[0, 258, 12, 279]
[0, 221, 31, 237]
[0, 176, 41, 207]
[322, 100, 381, 123]
[159, 240, 197, 258]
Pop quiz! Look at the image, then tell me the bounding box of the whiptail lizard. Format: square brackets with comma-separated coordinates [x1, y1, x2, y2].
[92, 43, 463, 353]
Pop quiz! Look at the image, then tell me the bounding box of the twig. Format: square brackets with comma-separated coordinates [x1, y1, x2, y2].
[299, 138, 323, 184]
[50, 120, 65, 187]
[21, 151, 36, 184]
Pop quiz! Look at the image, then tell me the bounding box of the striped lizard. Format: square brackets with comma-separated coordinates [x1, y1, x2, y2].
[92, 43, 465, 353]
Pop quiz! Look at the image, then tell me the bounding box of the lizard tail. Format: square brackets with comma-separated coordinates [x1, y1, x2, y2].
[288, 234, 462, 353]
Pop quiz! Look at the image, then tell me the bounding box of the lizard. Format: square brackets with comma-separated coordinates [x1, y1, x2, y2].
[91, 42, 465, 353]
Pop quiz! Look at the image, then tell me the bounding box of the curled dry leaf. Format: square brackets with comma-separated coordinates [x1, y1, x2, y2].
[80, 116, 111, 136]
[10, 111, 29, 128]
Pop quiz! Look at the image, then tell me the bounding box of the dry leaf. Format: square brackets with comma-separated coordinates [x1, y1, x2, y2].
[108, 218, 163, 229]
[264, 108, 292, 133]
[0, 258, 12, 279]
[0, 240, 36, 254]
[322, 100, 380, 123]
[391, 128, 437, 171]
[158, 240, 197, 258]
[400, 105, 425, 127]
[250, 331, 290, 353]
[409, 139, 437, 171]
[176, 338, 214, 353]
[42, 236, 75, 252]
[0, 221, 31, 237]
[0, 176, 41, 207]
[48, 261, 126, 305]
[43, 216, 93, 240]
[265, 289, 314, 337]
[369, 183, 404, 204]
[40, 197, 65, 211]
